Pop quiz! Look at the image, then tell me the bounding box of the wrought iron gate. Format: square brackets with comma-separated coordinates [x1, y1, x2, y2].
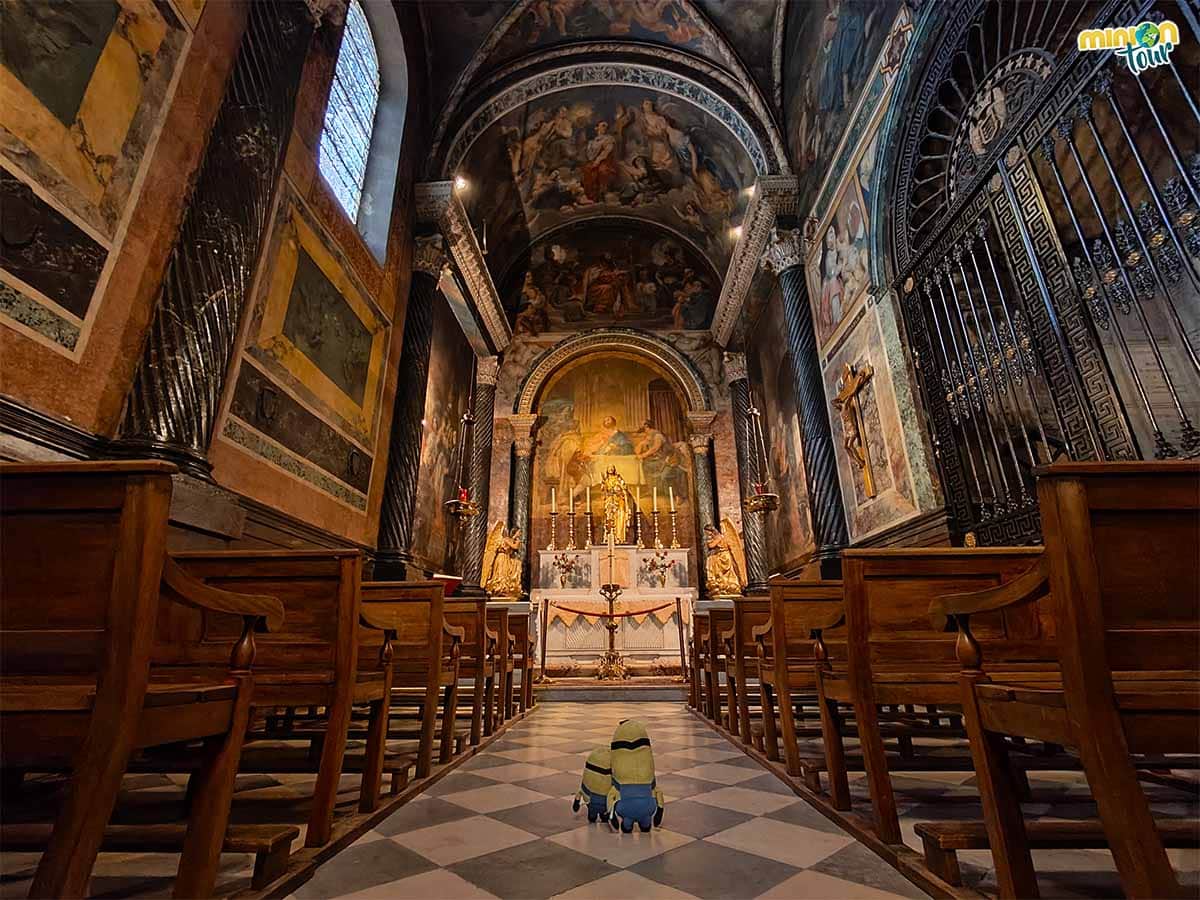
[891, 0, 1200, 544]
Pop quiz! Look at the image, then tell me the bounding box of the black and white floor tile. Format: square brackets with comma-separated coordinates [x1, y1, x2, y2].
[288, 703, 925, 900]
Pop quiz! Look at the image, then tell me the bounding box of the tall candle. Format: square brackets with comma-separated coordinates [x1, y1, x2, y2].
[652, 486, 658, 512]
[635, 484, 641, 507]
[551, 487, 557, 513]
[586, 484, 591, 511]
[569, 482, 575, 508]
[669, 486, 675, 512]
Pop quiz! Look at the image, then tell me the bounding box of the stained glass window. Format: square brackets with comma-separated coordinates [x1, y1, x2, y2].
[318, 0, 380, 222]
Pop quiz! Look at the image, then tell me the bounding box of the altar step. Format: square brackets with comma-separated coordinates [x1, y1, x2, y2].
[535, 677, 686, 703]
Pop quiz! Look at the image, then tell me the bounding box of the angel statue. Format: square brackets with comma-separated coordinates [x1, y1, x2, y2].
[482, 522, 524, 597]
[703, 519, 746, 597]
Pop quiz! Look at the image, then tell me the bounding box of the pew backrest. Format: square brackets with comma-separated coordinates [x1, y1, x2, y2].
[767, 580, 846, 666]
[360, 580, 447, 664]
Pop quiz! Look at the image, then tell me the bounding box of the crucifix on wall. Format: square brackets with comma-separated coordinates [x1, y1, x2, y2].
[832, 362, 877, 499]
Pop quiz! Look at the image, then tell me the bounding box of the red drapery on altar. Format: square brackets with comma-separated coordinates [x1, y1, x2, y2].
[547, 598, 688, 628]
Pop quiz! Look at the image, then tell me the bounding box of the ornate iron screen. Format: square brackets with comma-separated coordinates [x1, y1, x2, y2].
[891, 0, 1200, 545]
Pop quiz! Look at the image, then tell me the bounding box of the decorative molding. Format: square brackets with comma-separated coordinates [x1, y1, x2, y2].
[710, 175, 797, 347]
[0, 395, 104, 460]
[415, 181, 511, 352]
[412, 234, 448, 277]
[476, 355, 501, 386]
[760, 227, 804, 275]
[427, 0, 785, 177]
[722, 351, 747, 385]
[442, 63, 773, 179]
[514, 328, 712, 415]
[686, 410, 718, 435]
[509, 412, 539, 441]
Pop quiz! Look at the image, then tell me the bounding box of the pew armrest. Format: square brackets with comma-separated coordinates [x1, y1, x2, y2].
[929, 556, 1050, 631]
[751, 621, 773, 642]
[804, 605, 846, 634]
[359, 605, 400, 633]
[162, 557, 285, 632]
[443, 621, 466, 642]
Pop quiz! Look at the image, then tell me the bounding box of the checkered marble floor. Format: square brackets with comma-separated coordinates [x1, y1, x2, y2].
[288, 702, 926, 900]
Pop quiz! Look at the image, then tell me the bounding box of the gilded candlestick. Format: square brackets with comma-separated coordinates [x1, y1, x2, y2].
[547, 510, 558, 551]
[669, 509, 680, 548]
[652, 509, 662, 549]
[584, 510, 594, 547]
[566, 510, 577, 550]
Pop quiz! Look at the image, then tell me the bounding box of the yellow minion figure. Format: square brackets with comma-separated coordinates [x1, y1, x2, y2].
[572, 746, 612, 823]
[606, 719, 664, 832]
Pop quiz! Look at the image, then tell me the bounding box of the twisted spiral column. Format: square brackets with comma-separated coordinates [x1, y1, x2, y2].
[762, 228, 849, 573]
[460, 356, 499, 592]
[374, 238, 445, 580]
[725, 354, 770, 594]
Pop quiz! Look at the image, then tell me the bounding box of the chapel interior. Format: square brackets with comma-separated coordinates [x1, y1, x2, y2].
[1, 0, 1199, 898]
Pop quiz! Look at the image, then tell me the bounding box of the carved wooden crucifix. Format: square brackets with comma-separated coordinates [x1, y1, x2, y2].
[831, 362, 877, 499]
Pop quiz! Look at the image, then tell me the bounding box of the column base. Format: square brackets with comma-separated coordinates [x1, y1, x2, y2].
[743, 580, 770, 596]
[812, 544, 844, 581]
[372, 551, 417, 582]
[108, 437, 214, 481]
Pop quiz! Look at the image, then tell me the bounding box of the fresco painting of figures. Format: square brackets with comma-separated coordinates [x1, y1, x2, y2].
[510, 224, 718, 334]
[531, 357, 696, 570]
[464, 85, 756, 272]
[808, 175, 871, 349]
[784, 0, 901, 214]
[495, 0, 718, 59]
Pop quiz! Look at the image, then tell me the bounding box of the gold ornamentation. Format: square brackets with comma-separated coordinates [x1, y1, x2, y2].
[482, 521, 523, 596]
[832, 362, 877, 499]
[704, 519, 746, 597]
[600, 466, 632, 544]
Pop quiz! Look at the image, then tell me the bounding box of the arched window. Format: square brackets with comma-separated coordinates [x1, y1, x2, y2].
[319, 0, 381, 223]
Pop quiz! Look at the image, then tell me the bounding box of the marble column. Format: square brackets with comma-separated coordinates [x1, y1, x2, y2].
[688, 432, 717, 539]
[761, 228, 849, 575]
[508, 414, 539, 559]
[460, 356, 500, 593]
[724, 353, 770, 594]
[113, 3, 312, 477]
[374, 237, 446, 580]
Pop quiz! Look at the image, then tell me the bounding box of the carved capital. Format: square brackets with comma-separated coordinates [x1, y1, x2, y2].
[509, 413, 538, 456]
[413, 234, 447, 277]
[709, 175, 799, 346]
[722, 352, 748, 385]
[476, 355, 501, 386]
[761, 228, 804, 275]
[688, 434, 713, 455]
[303, 0, 344, 25]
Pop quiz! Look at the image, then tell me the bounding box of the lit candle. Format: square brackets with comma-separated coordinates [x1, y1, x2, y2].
[669, 486, 675, 512]
[551, 486, 557, 513]
[652, 486, 658, 512]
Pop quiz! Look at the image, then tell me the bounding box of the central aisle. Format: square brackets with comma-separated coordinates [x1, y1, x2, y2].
[290, 702, 926, 899]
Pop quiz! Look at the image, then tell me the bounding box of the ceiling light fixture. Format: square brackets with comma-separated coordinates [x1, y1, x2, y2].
[730, 226, 743, 241]
[454, 175, 469, 192]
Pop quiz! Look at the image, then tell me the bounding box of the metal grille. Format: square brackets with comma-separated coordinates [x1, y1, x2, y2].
[892, 0, 1200, 544]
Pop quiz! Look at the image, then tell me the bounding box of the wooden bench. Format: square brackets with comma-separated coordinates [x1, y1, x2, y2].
[506, 610, 535, 714]
[690, 610, 709, 713]
[163, 549, 394, 847]
[361, 580, 463, 774]
[701, 606, 736, 734]
[914, 819, 1200, 887]
[934, 461, 1200, 898]
[488, 607, 515, 729]
[826, 546, 1049, 843]
[727, 597, 771, 750]
[753, 580, 845, 778]
[0, 822, 300, 891]
[445, 597, 495, 745]
[0, 461, 283, 898]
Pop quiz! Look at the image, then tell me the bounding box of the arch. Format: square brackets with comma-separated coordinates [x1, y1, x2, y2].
[441, 61, 776, 180]
[514, 328, 712, 417]
[317, 0, 408, 262]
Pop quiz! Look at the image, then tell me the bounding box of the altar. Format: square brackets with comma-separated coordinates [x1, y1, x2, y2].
[531, 545, 696, 677]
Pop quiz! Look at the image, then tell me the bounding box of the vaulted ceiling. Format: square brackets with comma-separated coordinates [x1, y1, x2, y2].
[415, 0, 789, 333]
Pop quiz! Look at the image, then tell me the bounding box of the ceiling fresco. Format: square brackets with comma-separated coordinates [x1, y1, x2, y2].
[504, 221, 720, 335]
[459, 84, 757, 285]
[693, 0, 779, 109]
[782, 0, 901, 216]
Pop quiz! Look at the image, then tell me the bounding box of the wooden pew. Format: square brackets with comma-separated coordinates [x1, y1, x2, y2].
[360, 581, 463, 775]
[487, 607, 515, 728]
[444, 597, 495, 745]
[163, 549, 395, 847]
[752, 581, 844, 779]
[933, 461, 1200, 898]
[702, 606, 736, 734]
[824, 546, 1048, 843]
[691, 610, 709, 715]
[0, 461, 283, 898]
[506, 610, 535, 714]
[728, 597, 771, 750]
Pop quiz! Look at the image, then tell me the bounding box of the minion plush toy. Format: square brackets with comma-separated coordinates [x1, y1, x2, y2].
[606, 719, 664, 833]
[572, 747, 612, 823]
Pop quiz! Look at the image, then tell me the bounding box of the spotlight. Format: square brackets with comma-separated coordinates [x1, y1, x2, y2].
[730, 225, 743, 241]
[454, 175, 469, 192]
